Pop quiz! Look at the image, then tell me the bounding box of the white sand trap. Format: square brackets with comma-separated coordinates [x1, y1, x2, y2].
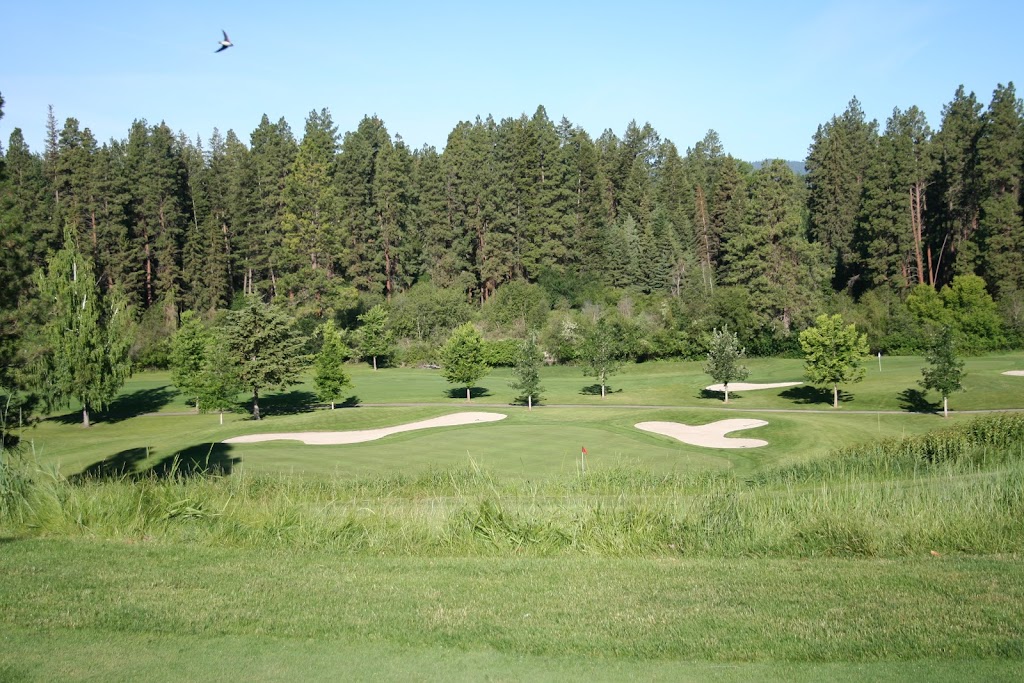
[1003, 371, 1024, 377]
[223, 412, 507, 445]
[705, 381, 802, 392]
[635, 419, 770, 449]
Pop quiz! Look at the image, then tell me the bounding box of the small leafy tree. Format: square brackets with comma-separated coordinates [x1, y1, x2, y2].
[357, 304, 394, 370]
[314, 320, 351, 409]
[799, 314, 870, 408]
[220, 297, 308, 419]
[578, 317, 621, 399]
[169, 311, 210, 411]
[703, 327, 749, 403]
[920, 326, 966, 418]
[509, 334, 545, 409]
[196, 332, 244, 425]
[439, 323, 489, 401]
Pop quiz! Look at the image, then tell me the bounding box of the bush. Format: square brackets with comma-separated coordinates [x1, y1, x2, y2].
[481, 339, 521, 367]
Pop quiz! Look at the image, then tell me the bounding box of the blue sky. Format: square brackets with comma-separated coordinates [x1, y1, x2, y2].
[2, 0, 1021, 162]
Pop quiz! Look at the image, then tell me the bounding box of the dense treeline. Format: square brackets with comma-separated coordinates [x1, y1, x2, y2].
[1, 84, 1022, 388]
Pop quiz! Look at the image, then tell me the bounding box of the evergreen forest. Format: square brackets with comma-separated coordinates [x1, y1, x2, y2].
[1, 83, 1023, 409]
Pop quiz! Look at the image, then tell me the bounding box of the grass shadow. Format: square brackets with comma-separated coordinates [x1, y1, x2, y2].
[257, 390, 318, 416]
[47, 386, 179, 426]
[779, 385, 849, 406]
[898, 388, 939, 414]
[580, 384, 621, 396]
[149, 443, 240, 477]
[445, 387, 492, 400]
[72, 447, 150, 481]
[102, 386, 179, 423]
[698, 388, 741, 402]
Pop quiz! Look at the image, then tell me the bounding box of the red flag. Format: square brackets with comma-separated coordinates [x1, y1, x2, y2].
[581, 446, 588, 455]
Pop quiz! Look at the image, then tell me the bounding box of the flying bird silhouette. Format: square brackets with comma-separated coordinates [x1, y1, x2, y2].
[216, 30, 233, 53]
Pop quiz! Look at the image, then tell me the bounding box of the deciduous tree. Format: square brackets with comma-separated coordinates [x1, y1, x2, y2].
[799, 313, 869, 409]
[703, 327, 749, 403]
[439, 323, 489, 401]
[920, 326, 965, 418]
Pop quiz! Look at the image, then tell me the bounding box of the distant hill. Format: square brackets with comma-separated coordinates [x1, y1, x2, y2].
[750, 159, 807, 175]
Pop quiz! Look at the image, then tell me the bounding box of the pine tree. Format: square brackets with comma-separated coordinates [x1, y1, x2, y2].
[196, 331, 243, 425]
[806, 98, 879, 290]
[169, 310, 210, 410]
[314, 320, 351, 409]
[246, 115, 297, 298]
[721, 160, 827, 333]
[509, 333, 544, 409]
[32, 229, 136, 427]
[220, 297, 307, 419]
[975, 83, 1024, 297]
[857, 107, 933, 291]
[281, 108, 343, 314]
[928, 85, 983, 286]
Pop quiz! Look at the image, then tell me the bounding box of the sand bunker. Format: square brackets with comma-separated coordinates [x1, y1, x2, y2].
[705, 381, 802, 392]
[1003, 371, 1024, 377]
[224, 412, 507, 445]
[635, 419, 769, 449]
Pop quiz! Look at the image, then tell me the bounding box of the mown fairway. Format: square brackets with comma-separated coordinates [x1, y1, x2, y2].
[16, 353, 1024, 479]
[3, 354, 1023, 680]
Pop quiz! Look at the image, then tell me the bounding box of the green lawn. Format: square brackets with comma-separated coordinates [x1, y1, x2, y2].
[1, 539, 1022, 682]
[18, 353, 1023, 479]
[5, 354, 1023, 680]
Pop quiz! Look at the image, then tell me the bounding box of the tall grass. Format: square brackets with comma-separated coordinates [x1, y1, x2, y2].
[3, 414, 1022, 558]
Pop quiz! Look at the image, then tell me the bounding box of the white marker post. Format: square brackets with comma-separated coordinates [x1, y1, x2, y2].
[878, 351, 882, 372]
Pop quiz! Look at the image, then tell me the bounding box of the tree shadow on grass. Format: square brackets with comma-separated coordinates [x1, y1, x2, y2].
[780, 385, 850, 406]
[699, 388, 742, 402]
[580, 384, 621, 396]
[71, 447, 150, 481]
[102, 386, 179, 423]
[150, 443, 239, 476]
[256, 390, 319, 416]
[898, 388, 939, 414]
[445, 387, 492, 400]
[47, 386, 179, 426]
[72, 443, 240, 481]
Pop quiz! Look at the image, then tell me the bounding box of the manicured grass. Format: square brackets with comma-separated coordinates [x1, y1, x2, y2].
[1, 538, 1022, 681]
[21, 405, 949, 479]
[4, 380, 1023, 679]
[18, 352, 1023, 479]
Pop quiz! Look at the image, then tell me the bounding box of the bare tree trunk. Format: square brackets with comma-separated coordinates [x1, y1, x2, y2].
[833, 384, 839, 409]
[724, 383, 729, 404]
[252, 388, 261, 420]
[943, 396, 949, 418]
[82, 406, 91, 428]
[528, 395, 532, 411]
[466, 387, 471, 402]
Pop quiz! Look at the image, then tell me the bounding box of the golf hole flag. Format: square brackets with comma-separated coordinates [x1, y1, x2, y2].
[581, 446, 587, 473]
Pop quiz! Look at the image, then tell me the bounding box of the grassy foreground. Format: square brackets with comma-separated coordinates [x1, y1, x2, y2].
[1, 540, 1023, 682]
[2, 358, 1023, 679]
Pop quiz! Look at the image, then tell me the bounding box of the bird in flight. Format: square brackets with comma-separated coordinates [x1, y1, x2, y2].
[216, 30, 233, 53]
